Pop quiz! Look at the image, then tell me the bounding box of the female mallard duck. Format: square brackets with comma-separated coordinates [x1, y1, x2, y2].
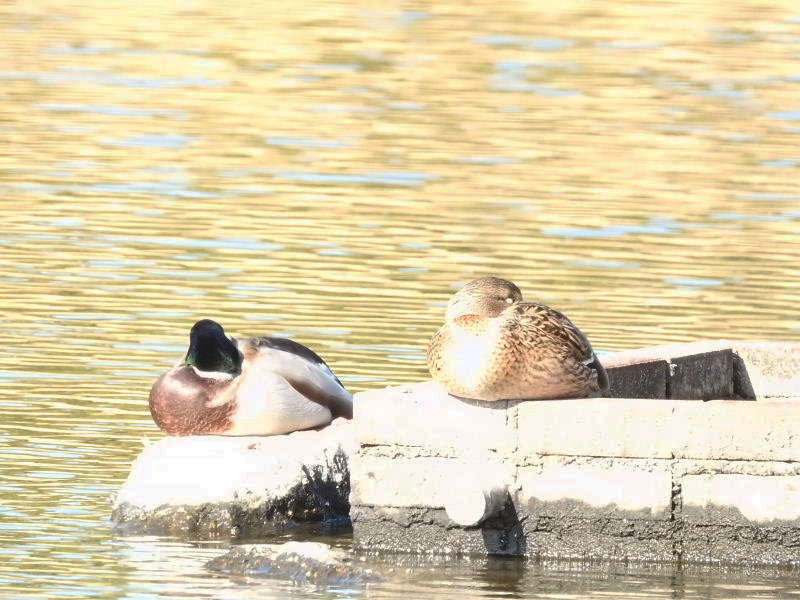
[149, 319, 353, 436]
[427, 277, 608, 401]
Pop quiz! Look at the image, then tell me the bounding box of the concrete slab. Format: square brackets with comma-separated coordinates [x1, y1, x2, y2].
[349, 340, 800, 563]
[355, 381, 515, 455]
[670, 401, 800, 462]
[603, 358, 668, 399]
[518, 457, 672, 520]
[517, 398, 675, 459]
[112, 419, 353, 538]
[732, 342, 800, 399]
[682, 474, 800, 526]
[602, 342, 736, 400]
[521, 519, 676, 562]
[669, 349, 734, 400]
[351, 455, 457, 508]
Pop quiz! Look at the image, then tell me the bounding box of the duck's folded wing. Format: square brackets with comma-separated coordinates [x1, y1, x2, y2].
[247, 337, 346, 387]
[514, 303, 591, 357]
[243, 339, 353, 419]
[515, 303, 609, 391]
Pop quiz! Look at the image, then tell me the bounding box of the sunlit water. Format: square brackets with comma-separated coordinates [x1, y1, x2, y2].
[1, 1, 799, 598]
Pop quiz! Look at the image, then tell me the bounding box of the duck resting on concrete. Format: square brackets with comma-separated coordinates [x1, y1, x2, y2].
[427, 277, 608, 401]
[149, 319, 353, 436]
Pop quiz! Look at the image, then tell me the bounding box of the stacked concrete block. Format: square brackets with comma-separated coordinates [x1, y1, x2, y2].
[351, 341, 800, 564]
[602, 340, 737, 400]
[351, 381, 524, 555]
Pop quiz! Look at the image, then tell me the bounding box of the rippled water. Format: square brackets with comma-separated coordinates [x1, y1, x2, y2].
[1, 1, 799, 598]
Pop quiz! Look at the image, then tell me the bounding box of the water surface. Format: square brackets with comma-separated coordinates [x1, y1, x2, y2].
[1, 1, 799, 598]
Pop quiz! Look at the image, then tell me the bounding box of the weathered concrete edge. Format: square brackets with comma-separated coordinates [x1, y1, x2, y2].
[517, 399, 800, 462]
[112, 493, 353, 540]
[351, 504, 800, 566]
[357, 392, 800, 462]
[352, 457, 800, 563]
[111, 422, 354, 540]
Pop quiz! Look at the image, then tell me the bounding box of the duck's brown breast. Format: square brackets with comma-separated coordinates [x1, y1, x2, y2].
[427, 316, 508, 400]
[148, 367, 237, 435]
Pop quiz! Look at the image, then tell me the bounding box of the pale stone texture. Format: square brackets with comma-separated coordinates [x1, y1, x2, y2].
[519, 398, 799, 463]
[518, 457, 672, 519]
[732, 342, 800, 399]
[670, 401, 800, 461]
[352, 454, 511, 510]
[355, 381, 515, 456]
[352, 455, 459, 508]
[113, 419, 352, 538]
[517, 398, 674, 459]
[682, 474, 800, 525]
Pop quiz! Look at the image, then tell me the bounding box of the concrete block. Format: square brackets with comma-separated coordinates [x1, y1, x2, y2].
[732, 342, 800, 399]
[671, 401, 800, 461]
[517, 399, 675, 459]
[602, 342, 736, 400]
[354, 381, 515, 455]
[682, 474, 800, 526]
[351, 455, 453, 508]
[518, 457, 672, 520]
[680, 524, 800, 565]
[351, 505, 525, 556]
[603, 358, 668, 399]
[346, 341, 800, 563]
[351, 454, 511, 511]
[521, 519, 675, 562]
[672, 458, 800, 478]
[669, 349, 734, 400]
[112, 420, 352, 538]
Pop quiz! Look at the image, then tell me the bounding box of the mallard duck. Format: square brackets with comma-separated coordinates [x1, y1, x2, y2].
[149, 319, 353, 436]
[426, 277, 608, 401]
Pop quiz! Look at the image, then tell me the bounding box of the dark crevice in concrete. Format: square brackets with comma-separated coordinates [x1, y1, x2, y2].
[670, 477, 684, 562]
[665, 362, 674, 399]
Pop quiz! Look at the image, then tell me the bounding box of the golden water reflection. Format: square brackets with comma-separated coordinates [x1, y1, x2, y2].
[1, 1, 799, 598]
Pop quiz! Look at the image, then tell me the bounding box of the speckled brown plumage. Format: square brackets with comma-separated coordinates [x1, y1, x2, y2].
[426, 277, 608, 401]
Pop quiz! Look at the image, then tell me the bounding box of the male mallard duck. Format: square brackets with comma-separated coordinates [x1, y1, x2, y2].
[427, 277, 608, 401]
[149, 319, 353, 436]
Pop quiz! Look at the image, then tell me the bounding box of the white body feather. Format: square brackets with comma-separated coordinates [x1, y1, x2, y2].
[224, 346, 352, 436]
